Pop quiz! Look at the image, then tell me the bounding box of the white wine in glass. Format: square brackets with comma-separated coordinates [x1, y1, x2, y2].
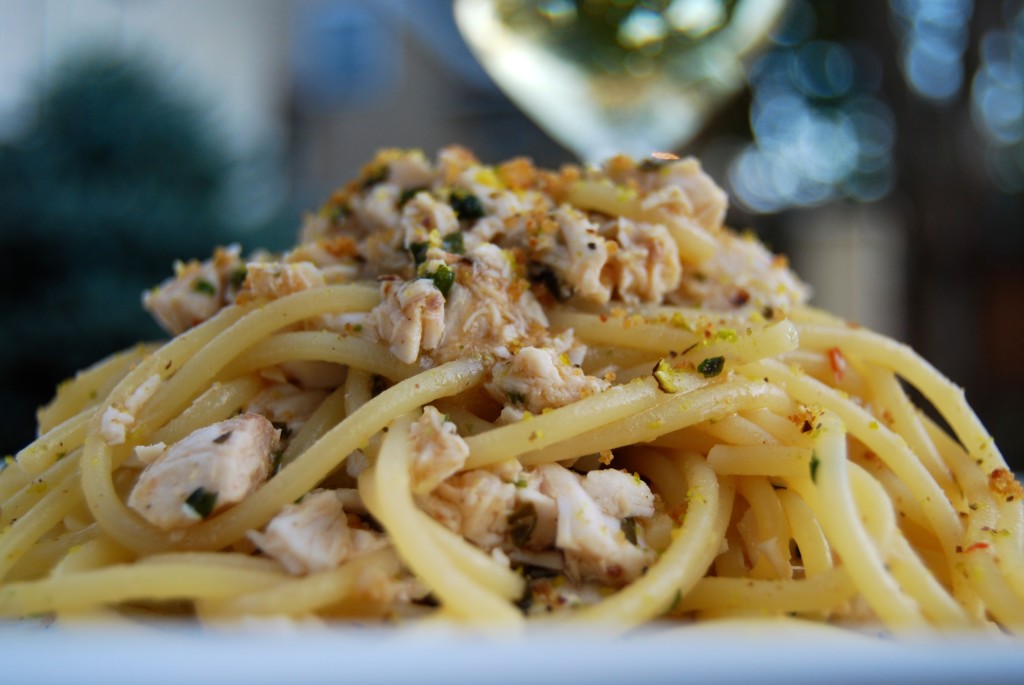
[454, 0, 789, 162]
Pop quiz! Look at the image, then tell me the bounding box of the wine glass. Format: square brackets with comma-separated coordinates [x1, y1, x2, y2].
[454, 0, 790, 162]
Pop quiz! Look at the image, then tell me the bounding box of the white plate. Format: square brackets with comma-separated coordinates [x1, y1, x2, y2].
[3, 619, 1023, 685]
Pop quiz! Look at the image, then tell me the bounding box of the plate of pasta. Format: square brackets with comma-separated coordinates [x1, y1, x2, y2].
[2, 146, 1023, 665]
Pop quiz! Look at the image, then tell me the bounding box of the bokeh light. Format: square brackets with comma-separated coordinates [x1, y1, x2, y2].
[727, 1, 895, 213]
[970, 2, 1024, 193]
[889, 0, 974, 104]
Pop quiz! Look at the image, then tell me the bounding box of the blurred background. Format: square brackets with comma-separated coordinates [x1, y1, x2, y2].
[0, 0, 1021, 468]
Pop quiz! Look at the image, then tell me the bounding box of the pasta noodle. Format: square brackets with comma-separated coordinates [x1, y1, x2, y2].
[1, 146, 1020, 637]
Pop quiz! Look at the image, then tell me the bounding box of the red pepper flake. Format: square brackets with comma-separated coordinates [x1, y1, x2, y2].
[826, 347, 847, 382]
[964, 542, 991, 553]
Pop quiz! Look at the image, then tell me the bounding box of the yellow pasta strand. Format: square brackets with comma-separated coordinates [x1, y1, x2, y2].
[464, 378, 664, 469]
[675, 567, 856, 615]
[518, 379, 790, 466]
[16, 409, 92, 477]
[801, 413, 928, 630]
[198, 548, 401, 618]
[743, 360, 964, 560]
[0, 561, 285, 616]
[36, 343, 156, 433]
[796, 323, 1005, 474]
[221, 331, 418, 382]
[82, 358, 486, 554]
[361, 413, 523, 628]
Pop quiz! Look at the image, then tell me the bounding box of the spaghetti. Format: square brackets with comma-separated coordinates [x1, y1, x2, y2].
[1, 146, 1020, 635]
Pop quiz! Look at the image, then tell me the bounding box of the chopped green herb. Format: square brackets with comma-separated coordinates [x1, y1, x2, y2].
[192, 279, 216, 296]
[184, 487, 218, 519]
[321, 202, 350, 222]
[697, 356, 725, 378]
[639, 158, 669, 172]
[508, 502, 538, 547]
[449, 189, 485, 220]
[229, 266, 248, 290]
[520, 564, 560, 581]
[526, 260, 571, 301]
[361, 165, 389, 188]
[810, 451, 821, 483]
[426, 263, 455, 297]
[621, 517, 638, 545]
[506, 391, 527, 407]
[0, 455, 12, 472]
[398, 186, 429, 207]
[514, 477, 528, 489]
[441, 231, 465, 254]
[408, 241, 429, 265]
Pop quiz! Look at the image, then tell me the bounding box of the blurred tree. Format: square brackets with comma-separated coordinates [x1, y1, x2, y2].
[0, 52, 251, 454]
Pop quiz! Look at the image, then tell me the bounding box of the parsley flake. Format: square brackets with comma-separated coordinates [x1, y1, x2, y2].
[408, 241, 430, 265]
[449, 189, 485, 221]
[399, 186, 429, 207]
[508, 502, 538, 547]
[526, 260, 571, 301]
[361, 165, 389, 189]
[426, 263, 455, 297]
[192, 279, 216, 296]
[441, 231, 465, 255]
[184, 487, 218, 519]
[229, 266, 248, 290]
[506, 391, 527, 407]
[621, 517, 638, 545]
[697, 356, 725, 378]
[639, 158, 669, 172]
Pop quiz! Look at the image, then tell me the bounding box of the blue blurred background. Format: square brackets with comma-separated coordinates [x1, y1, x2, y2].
[0, 0, 1021, 467]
